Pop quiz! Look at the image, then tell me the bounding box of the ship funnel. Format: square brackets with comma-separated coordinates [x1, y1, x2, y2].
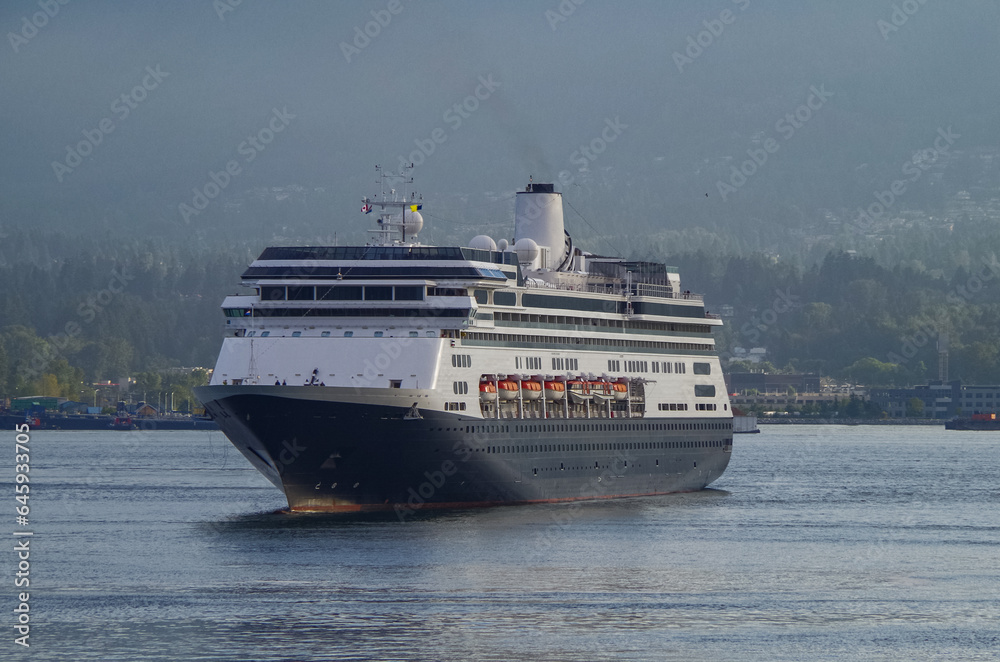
[514, 182, 567, 270]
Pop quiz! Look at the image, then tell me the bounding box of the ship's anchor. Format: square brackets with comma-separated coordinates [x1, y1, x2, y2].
[404, 402, 422, 419]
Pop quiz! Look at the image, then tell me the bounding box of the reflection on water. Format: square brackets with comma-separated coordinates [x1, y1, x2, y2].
[15, 427, 1000, 661]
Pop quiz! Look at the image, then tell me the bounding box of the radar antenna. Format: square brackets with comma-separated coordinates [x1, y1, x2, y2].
[362, 164, 424, 246]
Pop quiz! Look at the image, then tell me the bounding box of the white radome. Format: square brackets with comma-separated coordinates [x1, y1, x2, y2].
[469, 235, 497, 251]
[497, 238, 509, 251]
[514, 237, 539, 265]
[402, 210, 423, 237]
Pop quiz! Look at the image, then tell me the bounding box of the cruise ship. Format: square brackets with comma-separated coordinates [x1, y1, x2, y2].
[194, 171, 733, 515]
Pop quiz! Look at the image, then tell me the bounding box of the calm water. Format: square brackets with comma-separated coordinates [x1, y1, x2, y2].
[4, 425, 998, 661]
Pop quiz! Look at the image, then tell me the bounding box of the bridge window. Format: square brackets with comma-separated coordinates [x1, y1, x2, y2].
[317, 286, 362, 301]
[494, 291, 516, 306]
[287, 286, 314, 301]
[364, 286, 393, 301]
[261, 286, 285, 301]
[394, 286, 424, 301]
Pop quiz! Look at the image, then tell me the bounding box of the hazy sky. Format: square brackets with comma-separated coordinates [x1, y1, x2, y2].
[2, 1, 998, 243]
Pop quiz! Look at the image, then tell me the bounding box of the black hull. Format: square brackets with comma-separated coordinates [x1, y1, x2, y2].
[945, 419, 1000, 430]
[197, 387, 733, 514]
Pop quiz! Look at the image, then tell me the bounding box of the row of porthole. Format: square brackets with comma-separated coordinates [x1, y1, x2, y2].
[428, 422, 733, 433]
[467, 421, 732, 434]
[484, 439, 729, 454]
[244, 330, 438, 338]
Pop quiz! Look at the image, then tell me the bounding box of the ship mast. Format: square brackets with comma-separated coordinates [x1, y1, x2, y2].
[362, 164, 423, 246]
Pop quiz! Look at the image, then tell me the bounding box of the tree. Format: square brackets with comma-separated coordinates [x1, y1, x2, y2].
[845, 394, 864, 418]
[844, 357, 903, 387]
[906, 397, 925, 418]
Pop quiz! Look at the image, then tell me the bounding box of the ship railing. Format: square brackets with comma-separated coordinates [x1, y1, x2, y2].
[523, 280, 704, 302]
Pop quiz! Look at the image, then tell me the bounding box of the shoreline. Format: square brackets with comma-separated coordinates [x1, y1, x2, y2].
[757, 418, 943, 426]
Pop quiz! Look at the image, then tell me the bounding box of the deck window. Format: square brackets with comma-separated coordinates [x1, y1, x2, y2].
[287, 286, 314, 301]
[261, 286, 285, 301]
[317, 286, 362, 301]
[364, 286, 393, 301]
[394, 286, 424, 301]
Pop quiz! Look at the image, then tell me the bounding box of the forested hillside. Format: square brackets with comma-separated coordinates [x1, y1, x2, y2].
[2, 227, 998, 401]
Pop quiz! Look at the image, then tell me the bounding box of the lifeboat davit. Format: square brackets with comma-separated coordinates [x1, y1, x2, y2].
[544, 381, 565, 401]
[498, 380, 520, 400]
[611, 382, 628, 400]
[588, 381, 611, 396]
[479, 382, 497, 402]
[521, 380, 542, 400]
[589, 381, 614, 405]
[567, 379, 591, 404]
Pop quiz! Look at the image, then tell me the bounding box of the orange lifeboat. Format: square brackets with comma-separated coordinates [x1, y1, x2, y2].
[479, 382, 497, 402]
[521, 380, 542, 400]
[611, 382, 628, 400]
[498, 380, 520, 400]
[543, 381, 565, 401]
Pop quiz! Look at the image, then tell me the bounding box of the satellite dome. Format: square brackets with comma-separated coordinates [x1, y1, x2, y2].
[514, 237, 539, 265]
[402, 211, 423, 237]
[469, 235, 497, 251]
[497, 238, 509, 251]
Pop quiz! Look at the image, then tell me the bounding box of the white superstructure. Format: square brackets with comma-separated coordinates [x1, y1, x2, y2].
[208, 178, 731, 424]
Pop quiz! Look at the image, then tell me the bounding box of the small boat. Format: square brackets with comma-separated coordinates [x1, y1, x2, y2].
[479, 382, 497, 402]
[945, 412, 1000, 430]
[732, 406, 760, 433]
[567, 379, 591, 404]
[111, 416, 136, 431]
[611, 382, 628, 400]
[498, 380, 520, 400]
[593, 392, 614, 405]
[543, 381, 565, 401]
[588, 381, 612, 396]
[520, 380, 542, 400]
